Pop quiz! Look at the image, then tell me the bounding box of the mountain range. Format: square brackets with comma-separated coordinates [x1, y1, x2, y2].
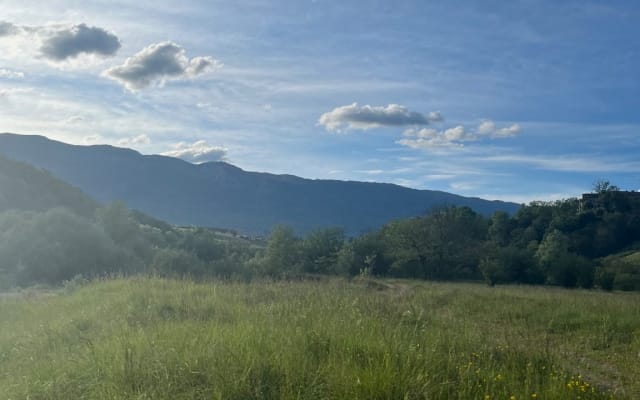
[0, 133, 520, 234]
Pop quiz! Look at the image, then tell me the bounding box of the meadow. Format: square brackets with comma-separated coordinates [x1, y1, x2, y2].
[1, 278, 639, 399]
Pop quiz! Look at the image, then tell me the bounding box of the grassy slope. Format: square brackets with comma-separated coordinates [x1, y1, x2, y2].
[1, 278, 639, 399]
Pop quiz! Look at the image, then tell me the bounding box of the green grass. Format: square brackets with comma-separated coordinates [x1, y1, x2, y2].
[621, 251, 640, 266]
[1, 278, 639, 399]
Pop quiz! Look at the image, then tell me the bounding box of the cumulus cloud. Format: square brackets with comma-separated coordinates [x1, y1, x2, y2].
[161, 140, 228, 163]
[0, 21, 120, 66]
[40, 23, 120, 61]
[318, 103, 443, 132]
[103, 42, 222, 91]
[398, 120, 520, 150]
[477, 120, 521, 138]
[117, 134, 151, 147]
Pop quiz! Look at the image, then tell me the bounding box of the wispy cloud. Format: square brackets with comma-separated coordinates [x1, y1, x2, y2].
[357, 169, 385, 175]
[0, 87, 32, 97]
[481, 154, 640, 173]
[161, 140, 228, 163]
[0, 68, 24, 79]
[117, 134, 151, 147]
[103, 41, 222, 91]
[318, 103, 442, 132]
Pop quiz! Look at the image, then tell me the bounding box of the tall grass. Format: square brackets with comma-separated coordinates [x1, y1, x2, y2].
[1, 278, 639, 399]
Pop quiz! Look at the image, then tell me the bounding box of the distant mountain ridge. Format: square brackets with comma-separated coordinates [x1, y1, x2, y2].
[0, 133, 520, 234]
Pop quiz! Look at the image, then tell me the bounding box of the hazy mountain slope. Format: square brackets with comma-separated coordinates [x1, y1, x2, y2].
[0, 133, 520, 234]
[0, 153, 98, 217]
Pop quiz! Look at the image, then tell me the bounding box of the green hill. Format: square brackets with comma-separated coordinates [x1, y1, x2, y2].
[0, 153, 97, 216]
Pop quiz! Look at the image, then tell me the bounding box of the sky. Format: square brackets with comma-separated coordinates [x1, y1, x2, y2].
[1, 0, 639, 203]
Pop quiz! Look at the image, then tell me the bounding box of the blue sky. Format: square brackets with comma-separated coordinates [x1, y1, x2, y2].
[1, 0, 639, 203]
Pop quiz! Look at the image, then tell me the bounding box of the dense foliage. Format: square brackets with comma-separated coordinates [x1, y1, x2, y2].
[255, 185, 640, 291]
[0, 202, 261, 290]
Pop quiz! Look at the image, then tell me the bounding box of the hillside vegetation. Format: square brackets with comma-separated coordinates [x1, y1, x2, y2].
[0, 154, 97, 216]
[1, 278, 639, 399]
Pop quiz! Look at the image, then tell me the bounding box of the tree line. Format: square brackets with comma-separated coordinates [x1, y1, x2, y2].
[256, 182, 640, 290]
[1, 182, 639, 291]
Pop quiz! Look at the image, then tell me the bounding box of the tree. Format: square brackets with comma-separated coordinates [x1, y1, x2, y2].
[488, 211, 513, 246]
[0, 208, 132, 286]
[336, 232, 389, 277]
[592, 179, 619, 194]
[382, 218, 431, 278]
[150, 248, 205, 278]
[260, 225, 302, 277]
[96, 201, 152, 262]
[301, 227, 345, 274]
[534, 229, 594, 287]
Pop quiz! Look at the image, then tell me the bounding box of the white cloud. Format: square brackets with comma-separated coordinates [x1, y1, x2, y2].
[398, 121, 520, 151]
[478, 120, 521, 138]
[318, 103, 442, 132]
[0, 68, 24, 79]
[161, 140, 228, 163]
[103, 41, 222, 91]
[399, 127, 467, 149]
[117, 134, 151, 147]
[424, 174, 456, 181]
[0, 88, 33, 97]
[428, 111, 444, 122]
[358, 169, 385, 175]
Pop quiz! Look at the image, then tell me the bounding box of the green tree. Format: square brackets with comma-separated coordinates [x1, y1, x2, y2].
[488, 211, 513, 246]
[96, 201, 152, 261]
[336, 232, 389, 277]
[0, 208, 132, 286]
[260, 225, 302, 277]
[301, 227, 345, 274]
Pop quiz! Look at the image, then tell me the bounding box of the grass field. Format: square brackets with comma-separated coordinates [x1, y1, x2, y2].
[1, 278, 639, 399]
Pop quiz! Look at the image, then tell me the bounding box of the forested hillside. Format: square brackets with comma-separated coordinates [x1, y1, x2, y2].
[0, 154, 97, 216]
[0, 156, 261, 289]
